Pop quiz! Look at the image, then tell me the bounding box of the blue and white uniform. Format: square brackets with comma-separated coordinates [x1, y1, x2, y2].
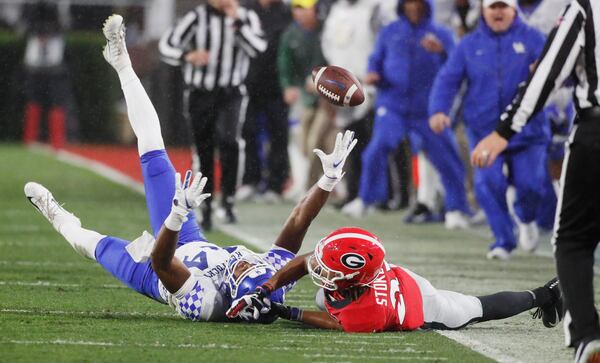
[93, 149, 295, 322]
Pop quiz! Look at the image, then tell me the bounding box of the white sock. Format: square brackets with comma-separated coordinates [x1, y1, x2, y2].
[119, 66, 165, 156]
[60, 223, 105, 261]
[417, 153, 441, 210]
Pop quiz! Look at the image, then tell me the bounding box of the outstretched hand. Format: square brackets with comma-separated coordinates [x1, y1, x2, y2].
[165, 170, 211, 231]
[314, 130, 358, 192]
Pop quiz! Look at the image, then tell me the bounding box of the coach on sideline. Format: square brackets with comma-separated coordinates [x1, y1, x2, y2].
[159, 0, 267, 229]
[473, 1, 600, 360]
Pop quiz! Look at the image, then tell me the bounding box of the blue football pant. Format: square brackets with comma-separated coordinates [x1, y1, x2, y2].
[471, 143, 547, 251]
[95, 149, 206, 302]
[359, 107, 469, 213]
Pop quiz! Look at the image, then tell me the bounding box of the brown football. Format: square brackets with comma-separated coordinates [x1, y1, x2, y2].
[312, 65, 365, 107]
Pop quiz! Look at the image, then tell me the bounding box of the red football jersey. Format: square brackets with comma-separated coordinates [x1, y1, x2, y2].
[324, 262, 424, 333]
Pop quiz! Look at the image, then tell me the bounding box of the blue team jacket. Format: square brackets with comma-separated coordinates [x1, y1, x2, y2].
[429, 16, 550, 149]
[368, 0, 455, 119]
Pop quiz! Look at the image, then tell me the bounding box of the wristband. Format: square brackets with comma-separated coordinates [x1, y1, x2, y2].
[164, 211, 186, 231]
[317, 174, 340, 192]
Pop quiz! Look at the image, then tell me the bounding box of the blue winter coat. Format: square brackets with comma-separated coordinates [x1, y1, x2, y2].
[429, 16, 550, 149]
[367, 0, 455, 119]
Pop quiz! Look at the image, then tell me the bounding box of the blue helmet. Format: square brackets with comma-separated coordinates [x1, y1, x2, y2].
[224, 247, 285, 312]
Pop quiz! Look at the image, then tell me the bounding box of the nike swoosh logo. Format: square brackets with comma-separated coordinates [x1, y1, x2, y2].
[333, 159, 343, 168]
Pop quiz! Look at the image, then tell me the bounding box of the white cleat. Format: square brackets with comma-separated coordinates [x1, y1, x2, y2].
[517, 220, 539, 252]
[24, 182, 80, 233]
[102, 14, 131, 71]
[486, 247, 512, 260]
[341, 198, 371, 219]
[444, 211, 470, 230]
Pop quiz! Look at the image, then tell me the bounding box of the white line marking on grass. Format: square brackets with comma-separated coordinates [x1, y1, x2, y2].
[437, 330, 523, 363]
[302, 353, 447, 361]
[0, 241, 57, 247]
[0, 339, 239, 350]
[0, 260, 95, 268]
[0, 281, 126, 289]
[1, 308, 176, 319]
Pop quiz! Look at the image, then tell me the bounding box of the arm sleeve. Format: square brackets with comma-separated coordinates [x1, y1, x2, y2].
[158, 10, 199, 66]
[234, 8, 267, 58]
[496, 2, 585, 139]
[438, 27, 456, 61]
[428, 40, 467, 116]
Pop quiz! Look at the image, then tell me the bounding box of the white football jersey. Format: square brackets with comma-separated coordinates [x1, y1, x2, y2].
[157, 241, 295, 322]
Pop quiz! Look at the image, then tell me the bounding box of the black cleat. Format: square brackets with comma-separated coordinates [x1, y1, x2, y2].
[532, 277, 563, 328]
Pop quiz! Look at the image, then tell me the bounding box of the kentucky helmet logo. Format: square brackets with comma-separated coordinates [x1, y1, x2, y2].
[341, 253, 366, 269]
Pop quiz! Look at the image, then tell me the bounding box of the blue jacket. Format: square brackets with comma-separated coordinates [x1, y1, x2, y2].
[368, 0, 455, 119]
[429, 16, 550, 149]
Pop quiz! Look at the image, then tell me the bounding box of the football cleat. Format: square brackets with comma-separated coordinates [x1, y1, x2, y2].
[517, 220, 539, 252]
[532, 277, 563, 328]
[486, 247, 511, 260]
[24, 182, 80, 233]
[102, 14, 131, 71]
[444, 211, 470, 230]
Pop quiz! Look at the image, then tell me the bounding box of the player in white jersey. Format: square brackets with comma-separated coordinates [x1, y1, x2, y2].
[23, 14, 357, 323]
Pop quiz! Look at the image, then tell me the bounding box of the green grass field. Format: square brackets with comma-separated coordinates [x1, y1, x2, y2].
[0, 145, 589, 362]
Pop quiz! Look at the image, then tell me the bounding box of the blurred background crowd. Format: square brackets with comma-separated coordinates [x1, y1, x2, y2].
[0, 0, 572, 259]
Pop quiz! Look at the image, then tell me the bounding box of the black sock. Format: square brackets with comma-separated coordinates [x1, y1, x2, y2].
[477, 291, 536, 322]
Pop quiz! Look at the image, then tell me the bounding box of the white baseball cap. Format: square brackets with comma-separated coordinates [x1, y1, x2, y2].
[483, 0, 517, 7]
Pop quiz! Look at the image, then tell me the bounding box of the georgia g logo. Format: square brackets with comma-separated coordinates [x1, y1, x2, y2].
[340, 253, 366, 270]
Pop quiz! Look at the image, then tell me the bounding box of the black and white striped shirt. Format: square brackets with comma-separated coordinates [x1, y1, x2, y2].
[497, 0, 599, 139]
[159, 4, 267, 91]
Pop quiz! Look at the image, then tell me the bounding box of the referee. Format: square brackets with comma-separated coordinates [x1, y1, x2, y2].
[472, 1, 600, 361]
[159, 0, 267, 229]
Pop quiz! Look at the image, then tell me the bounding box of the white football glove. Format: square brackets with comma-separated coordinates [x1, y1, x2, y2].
[314, 130, 358, 192]
[164, 170, 211, 231]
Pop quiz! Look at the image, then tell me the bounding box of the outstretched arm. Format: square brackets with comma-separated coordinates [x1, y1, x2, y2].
[273, 131, 357, 254]
[151, 171, 211, 293]
[272, 304, 343, 330]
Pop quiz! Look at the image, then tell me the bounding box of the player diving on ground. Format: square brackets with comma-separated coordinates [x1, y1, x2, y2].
[227, 230, 564, 331]
[23, 14, 356, 323]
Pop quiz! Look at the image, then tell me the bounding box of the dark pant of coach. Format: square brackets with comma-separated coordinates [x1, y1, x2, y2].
[186, 86, 248, 228]
[554, 106, 600, 346]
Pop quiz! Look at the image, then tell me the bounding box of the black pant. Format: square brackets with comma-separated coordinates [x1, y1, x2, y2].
[242, 93, 289, 193]
[554, 111, 600, 347]
[186, 87, 247, 207]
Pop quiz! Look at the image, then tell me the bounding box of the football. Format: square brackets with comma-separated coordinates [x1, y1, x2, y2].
[312, 65, 365, 107]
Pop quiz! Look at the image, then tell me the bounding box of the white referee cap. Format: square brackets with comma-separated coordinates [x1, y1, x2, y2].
[483, 0, 517, 7]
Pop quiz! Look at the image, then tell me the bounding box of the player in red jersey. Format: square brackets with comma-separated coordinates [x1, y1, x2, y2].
[227, 227, 563, 332]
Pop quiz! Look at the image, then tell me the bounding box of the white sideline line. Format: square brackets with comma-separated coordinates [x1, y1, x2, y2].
[0, 339, 239, 350]
[1, 308, 175, 318]
[0, 260, 95, 268]
[37, 145, 511, 362]
[0, 281, 126, 289]
[437, 330, 522, 363]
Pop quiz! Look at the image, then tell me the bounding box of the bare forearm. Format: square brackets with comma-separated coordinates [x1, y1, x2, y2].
[274, 185, 329, 253]
[300, 310, 343, 330]
[151, 225, 190, 293]
[266, 254, 310, 290]
[151, 226, 179, 272]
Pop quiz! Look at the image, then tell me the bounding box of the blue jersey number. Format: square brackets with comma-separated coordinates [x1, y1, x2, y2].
[183, 251, 208, 270]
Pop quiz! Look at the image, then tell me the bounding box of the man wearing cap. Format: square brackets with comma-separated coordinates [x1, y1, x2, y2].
[429, 0, 550, 259]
